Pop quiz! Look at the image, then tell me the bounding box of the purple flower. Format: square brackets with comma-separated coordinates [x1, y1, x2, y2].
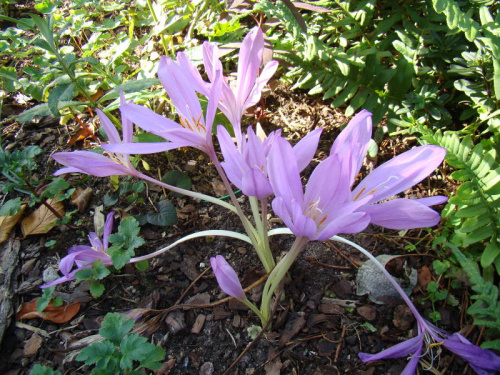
[202, 27, 278, 144]
[217, 124, 322, 199]
[210, 255, 245, 300]
[331, 110, 448, 230]
[41, 212, 115, 288]
[268, 137, 370, 240]
[359, 313, 500, 375]
[53, 97, 139, 177]
[104, 67, 223, 158]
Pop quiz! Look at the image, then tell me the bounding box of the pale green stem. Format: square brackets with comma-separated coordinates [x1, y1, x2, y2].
[241, 298, 266, 325]
[209, 155, 271, 272]
[146, 0, 169, 55]
[249, 196, 275, 270]
[330, 235, 428, 332]
[130, 230, 252, 263]
[136, 171, 237, 213]
[260, 236, 309, 322]
[260, 197, 275, 269]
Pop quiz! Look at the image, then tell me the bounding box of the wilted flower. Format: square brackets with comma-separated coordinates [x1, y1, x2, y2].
[359, 308, 500, 375]
[41, 212, 115, 288]
[210, 255, 245, 300]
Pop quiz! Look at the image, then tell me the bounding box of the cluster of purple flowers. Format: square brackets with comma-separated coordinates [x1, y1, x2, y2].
[46, 27, 500, 374]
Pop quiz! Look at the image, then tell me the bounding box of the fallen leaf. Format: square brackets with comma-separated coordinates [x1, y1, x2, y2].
[210, 178, 227, 197]
[23, 333, 43, 356]
[71, 186, 93, 213]
[418, 265, 433, 290]
[17, 300, 80, 324]
[279, 312, 306, 346]
[67, 127, 91, 146]
[0, 205, 25, 243]
[265, 347, 282, 375]
[21, 199, 64, 237]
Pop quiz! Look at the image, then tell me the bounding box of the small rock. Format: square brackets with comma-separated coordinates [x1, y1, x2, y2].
[331, 279, 353, 299]
[42, 267, 60, 284]
[165, 310, 186, 333]
[199, 362, 214, 375]
[237, 247, 247, 254]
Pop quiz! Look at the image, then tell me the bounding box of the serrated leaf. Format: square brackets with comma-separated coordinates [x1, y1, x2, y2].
[75, 268, 93, 282]
[77, 340, 117, 366]
[99, 312, 134, 343]
[89, 282, 105, 298]
[29, 364, 62, 375]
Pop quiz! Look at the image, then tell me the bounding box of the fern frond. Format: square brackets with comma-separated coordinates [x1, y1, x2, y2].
[421, 131, 500, 268]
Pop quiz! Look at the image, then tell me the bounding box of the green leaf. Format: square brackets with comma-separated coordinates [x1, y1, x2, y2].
[75, 268, 93, 283]
[132, 132, 166, 143]
[29, 364, 62, 375]
[0, 198, 23, 216]
[89, 282, 105, 298]
[77, 340, 117, 366]
[146, 200, 177, 227]
[15, 103, 52, 122]
[48, 83, 77, 117]
[92, 260, 111, 280]
[135, 260, 148, 271]
[107, 246, 134, 270]
[42, 177, 70, 198]
[36, 286, 55, 312]
[98, 79, 160, 103]
[99, 312, 134, 343]
[162, 171, 192, 197]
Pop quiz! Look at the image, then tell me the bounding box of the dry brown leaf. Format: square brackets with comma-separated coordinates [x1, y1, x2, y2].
[67, 127, 91, 146]
[71, 186, 93, 213]
[23, 333, 43, 357]
[0, 205, 25, 243]
[21, 199, 64, 237]
[16, 300, 80, 324]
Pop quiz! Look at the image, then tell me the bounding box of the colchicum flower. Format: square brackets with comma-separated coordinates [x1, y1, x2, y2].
[41, 212, 115, 288]
[210, 255, 245, 300]
[202, 27, 278, 144]
[217, 124, 322, 199]
[268, 136, 370, 240]
[104, 69, 223, 158]
[53, 96, 139, 177]
[330, 109, 448, 229]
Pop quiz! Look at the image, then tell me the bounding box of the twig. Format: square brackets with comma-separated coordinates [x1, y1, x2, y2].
[334, 323, 347, 363]
[15, 322, 50, 338]
[325, 240, 362, 268]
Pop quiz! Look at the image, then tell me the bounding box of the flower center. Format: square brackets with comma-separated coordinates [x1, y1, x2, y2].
[305, 199, 328, 225]
[179, 111, 206, 134]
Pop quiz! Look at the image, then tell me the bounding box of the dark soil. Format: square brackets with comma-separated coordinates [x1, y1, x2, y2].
[0, 84, 483, 375]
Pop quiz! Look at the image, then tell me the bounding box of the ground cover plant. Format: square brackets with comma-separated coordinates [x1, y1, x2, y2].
[0, 0, 499, 374]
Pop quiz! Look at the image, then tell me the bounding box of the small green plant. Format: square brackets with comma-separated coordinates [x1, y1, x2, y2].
[29, 364, 61, 375]
[77, 312, 165, 374]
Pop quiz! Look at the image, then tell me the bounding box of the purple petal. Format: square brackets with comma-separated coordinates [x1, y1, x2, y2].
[120, 92, 134, 143]
[217, 125, 246, 189]
[210, 255, 245, 300]
[359, 334, 423, 362]
[271, 197, 316, 239]
[88, 232, 103, 252]
[443, 334, 500, 373]
[330, 110, 372, 184]
[293, 128, 322, 172]
[97, 109, 121, 144]
[236, 27, 265, 106]
[352, 145, 446, 204]
[52, 151, 132, 177]
[119, 102, 181, 134]
[102, 211, 114, 250]
[364, 198, 444, 230]
[241, 169, 273, 199]
[103, 141, 191, 154]
[414, 196, 448, 206]
[268, 137, 303, 204]
[40, 271, 78, 288]
[244, 60, 279, 109]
